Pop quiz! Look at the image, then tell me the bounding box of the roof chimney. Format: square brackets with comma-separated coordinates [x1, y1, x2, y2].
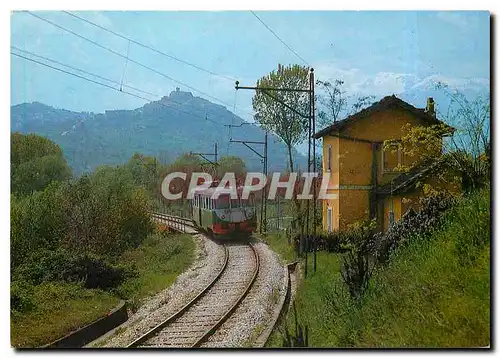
[425, 97, 436, 117]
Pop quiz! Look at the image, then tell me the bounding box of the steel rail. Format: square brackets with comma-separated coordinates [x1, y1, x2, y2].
[127, 243, 229, 348]
[130, 211, 260, 348]
[191, 243, 260, 347]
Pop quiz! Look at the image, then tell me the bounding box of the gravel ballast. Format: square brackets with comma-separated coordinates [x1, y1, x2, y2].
[94, 233, 226, 348]
[201, 240, 287, 348]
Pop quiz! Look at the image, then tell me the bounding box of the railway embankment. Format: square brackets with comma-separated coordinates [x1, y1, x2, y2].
[265, 188, 490, 347]
[91, 231, 225, 347]
[12, 230, 196, 348]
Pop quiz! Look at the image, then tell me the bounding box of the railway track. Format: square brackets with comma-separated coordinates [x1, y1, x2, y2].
[150, 212, 197, 234]
[127, 213, 260, 348]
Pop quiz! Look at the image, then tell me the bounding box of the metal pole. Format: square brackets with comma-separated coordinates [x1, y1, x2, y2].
[260, 183, 264, 235]
[263, 132, 268, 234]
[306, 69, 312, 237]
[277, 193, 280, 231]
[311, 68, 317, 272]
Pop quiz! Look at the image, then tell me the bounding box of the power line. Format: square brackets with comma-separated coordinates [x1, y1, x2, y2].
[250, 11, 311, 68]
[62, 10, 237, 82]
[24, 11, 249, 116]
[11, 52, 153, 102]
[12, 51, 219, 124]
[11, 49, 246, 128]
[11, 47, 198, 118]
[11, 46, 157, 97]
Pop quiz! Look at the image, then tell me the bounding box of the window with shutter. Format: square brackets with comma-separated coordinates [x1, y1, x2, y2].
[382, 142, 402, 172]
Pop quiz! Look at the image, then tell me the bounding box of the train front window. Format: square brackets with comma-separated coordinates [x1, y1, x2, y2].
[231, 199, 240, 208]
[216, 195, 230, 209]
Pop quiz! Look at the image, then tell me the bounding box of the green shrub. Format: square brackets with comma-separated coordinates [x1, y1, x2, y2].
[279, 188, 490, 348]
[10, 280, 35, 314]
[10, 183, 67, 269]
[64, 254, 137, 290]
[451, 187, 490, 262]
[11, 133, 71, 196]
[13, 248, 138, 290]
[368, 193, 454, 264]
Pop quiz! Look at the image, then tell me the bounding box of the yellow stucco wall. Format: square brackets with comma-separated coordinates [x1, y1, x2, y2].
[319, 105, 448, 232]
[338, 137, 373, 186]
[342, 107, 425, 142]
[341, 107, 440, 186]
[338, 189, 370, 230]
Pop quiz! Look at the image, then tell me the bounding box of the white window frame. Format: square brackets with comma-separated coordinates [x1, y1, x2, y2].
[327, 206, 333, 232]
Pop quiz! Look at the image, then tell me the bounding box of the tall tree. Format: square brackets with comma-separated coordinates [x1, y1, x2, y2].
[125, 153, 161, 196]
[384, 84, 490, 194]
[316, 79, 374, 129]
[437, 83, 490, 192]
[11, 133, 72, 196]
[216, 155, 247, 180]
[252, 64, 310, 172]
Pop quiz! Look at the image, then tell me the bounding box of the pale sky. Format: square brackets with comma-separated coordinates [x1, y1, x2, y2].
[11, 11, 490, 125]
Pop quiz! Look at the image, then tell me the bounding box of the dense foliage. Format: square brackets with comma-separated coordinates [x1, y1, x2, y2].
[367, 193, 453, 264]
[11, 134, 155, 318]
[252, 64, 309, 173]
[267, 187, 490, 347]
[11, 132, 72, 196]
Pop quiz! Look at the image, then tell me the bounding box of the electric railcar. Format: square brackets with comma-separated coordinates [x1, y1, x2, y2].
[191, 187, 257, 238]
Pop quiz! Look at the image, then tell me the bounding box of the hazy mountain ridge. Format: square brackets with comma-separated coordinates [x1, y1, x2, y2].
[11, 90, 308, 175]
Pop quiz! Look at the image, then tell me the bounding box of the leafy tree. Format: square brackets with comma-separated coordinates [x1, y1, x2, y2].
[252, 64, 310, 172]
[125, 153, 162, 196]
[11, 183, 66, 269]
[11, 133, 71, 196]
[59, 167, 153, 257]
[437, 83, 490, 192]
[316, 79, 374, 129]
[216, 155, 247, 180]
[383, 86, 490, 194]
[168, 153, 204, 173]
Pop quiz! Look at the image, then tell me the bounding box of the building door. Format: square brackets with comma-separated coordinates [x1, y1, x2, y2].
[327, 207, 333, 232]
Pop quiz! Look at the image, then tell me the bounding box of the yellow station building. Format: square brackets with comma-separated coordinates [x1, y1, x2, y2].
[313, 95, 456, 233]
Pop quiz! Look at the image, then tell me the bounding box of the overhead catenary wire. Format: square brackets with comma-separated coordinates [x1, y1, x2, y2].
[62, 10, 237, 82]
[12, 52, 154, 103]
[250, 11, 311, 68]
[12, 49, 250, 130]
[11, 46, 157, 97]
[24, 11, 252, 118]
[11, 48, 197, 118]
[12, 51, 230, 126]
[120, 39, 131, 91]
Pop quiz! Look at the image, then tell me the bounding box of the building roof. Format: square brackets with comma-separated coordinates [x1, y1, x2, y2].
[375, 158, 445, 197]
[313, 95, 454, 139]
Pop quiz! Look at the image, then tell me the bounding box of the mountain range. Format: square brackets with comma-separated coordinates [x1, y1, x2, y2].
[10, 89, 309, 175]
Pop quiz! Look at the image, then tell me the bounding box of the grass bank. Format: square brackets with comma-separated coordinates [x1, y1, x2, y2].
[11, 231, 195, 347]
[268, 188, 490, 347]
[262, 231, 296, 264]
